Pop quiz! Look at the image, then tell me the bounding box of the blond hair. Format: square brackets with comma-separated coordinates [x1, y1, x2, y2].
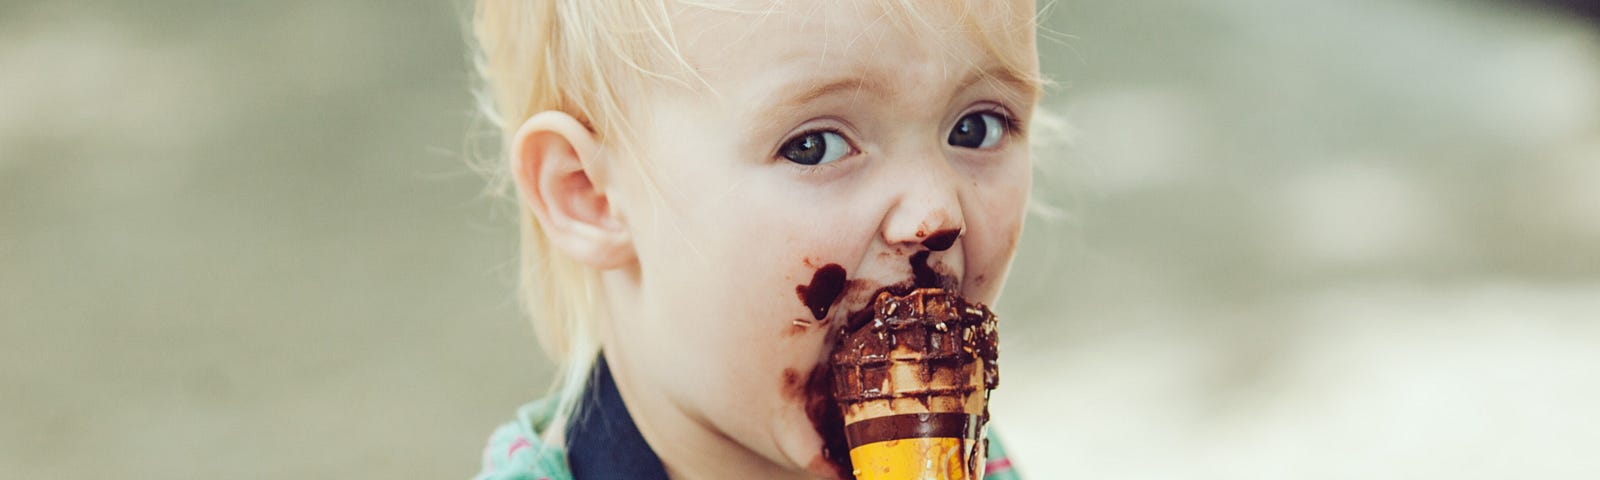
[468, 0, 1053, 435]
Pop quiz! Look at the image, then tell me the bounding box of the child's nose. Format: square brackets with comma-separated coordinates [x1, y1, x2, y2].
[879, 161, 966, 250]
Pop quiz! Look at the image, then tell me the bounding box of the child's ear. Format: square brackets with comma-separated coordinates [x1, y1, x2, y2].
[512, 111, 634, 269]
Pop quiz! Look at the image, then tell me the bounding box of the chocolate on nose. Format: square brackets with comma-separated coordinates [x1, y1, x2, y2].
[920, 228, 961, 251]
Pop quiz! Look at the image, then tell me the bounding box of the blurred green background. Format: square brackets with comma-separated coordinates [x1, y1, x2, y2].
[3, 0, 1597, 478]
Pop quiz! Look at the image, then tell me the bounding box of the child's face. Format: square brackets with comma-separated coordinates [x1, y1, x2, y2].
[601, 1, 1037, 477]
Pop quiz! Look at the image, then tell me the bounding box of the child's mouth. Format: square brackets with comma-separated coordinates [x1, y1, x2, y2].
[792, 227, 964, 332]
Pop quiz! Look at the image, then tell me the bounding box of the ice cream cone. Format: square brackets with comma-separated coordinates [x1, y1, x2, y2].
[830, 288, 999, 480]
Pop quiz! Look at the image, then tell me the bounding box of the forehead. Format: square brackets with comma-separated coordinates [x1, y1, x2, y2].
[669, 0, 1039, 98]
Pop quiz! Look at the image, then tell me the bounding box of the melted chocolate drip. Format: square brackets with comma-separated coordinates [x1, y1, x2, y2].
[803, 366, 853, 479]
[796, 264, 847, 321]
[909, 251, 939, 289]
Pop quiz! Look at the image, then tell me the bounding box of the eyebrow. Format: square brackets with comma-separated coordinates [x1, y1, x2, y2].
[763, 64, 1041, 119]
[773, 76, 886, 113]
[958, 64, 1044, 105]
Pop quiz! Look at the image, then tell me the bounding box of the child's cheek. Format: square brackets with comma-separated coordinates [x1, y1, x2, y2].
[775, 256, 859, 364]
[964, 155, 1032, 303]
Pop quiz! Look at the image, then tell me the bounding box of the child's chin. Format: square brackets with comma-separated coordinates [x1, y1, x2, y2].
[801, 453, 848, 480]
[776, 424, 846, 479]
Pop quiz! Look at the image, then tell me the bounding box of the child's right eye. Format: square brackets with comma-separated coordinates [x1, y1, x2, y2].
[778, 130, 854, 166]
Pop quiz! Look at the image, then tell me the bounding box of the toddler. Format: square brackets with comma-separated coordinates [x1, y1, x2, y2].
[470, 0, 1044, 478]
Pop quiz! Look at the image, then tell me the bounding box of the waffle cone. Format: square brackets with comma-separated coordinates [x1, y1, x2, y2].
[830, 289, 999, 480]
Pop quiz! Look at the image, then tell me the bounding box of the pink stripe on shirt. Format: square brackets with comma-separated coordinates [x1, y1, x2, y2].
[507, 436, 532, 460]
[986, 457, 1013, 475]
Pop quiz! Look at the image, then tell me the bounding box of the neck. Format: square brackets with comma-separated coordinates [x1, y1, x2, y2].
[606, 350, 813, 479]
[599, 269, 816, 480]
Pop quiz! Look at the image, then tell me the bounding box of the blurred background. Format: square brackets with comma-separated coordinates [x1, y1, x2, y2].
[2, 0, 1597, 478]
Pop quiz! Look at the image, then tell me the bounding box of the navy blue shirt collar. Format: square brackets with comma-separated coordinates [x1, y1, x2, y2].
[565, 354, 671, 480]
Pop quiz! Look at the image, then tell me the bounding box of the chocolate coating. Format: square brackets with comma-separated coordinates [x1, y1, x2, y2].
[844, 412, 979, 446]
[830, 289, 1000, 404]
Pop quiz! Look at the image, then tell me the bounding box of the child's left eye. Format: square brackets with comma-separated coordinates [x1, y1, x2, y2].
[947, 112, 1006, 150]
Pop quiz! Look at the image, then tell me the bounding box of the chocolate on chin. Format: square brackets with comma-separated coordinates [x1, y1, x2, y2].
[829, 288, 999, 480]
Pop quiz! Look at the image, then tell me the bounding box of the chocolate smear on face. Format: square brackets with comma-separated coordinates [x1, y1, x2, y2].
[796, 264, 847, 321]
[782, 368, 803, 395]
[921, 228, 960, 251]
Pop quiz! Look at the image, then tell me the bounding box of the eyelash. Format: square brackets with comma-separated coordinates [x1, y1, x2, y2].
[972, 106, 1026, 140]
